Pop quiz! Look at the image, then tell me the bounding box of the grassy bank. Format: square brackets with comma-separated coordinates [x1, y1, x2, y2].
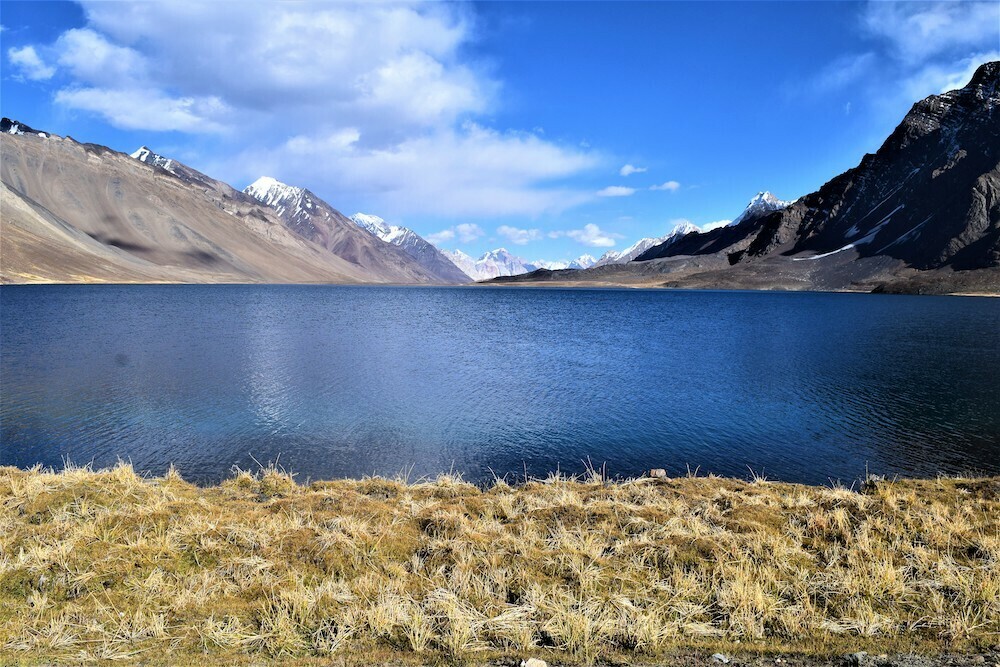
[1, 464, 998, 665]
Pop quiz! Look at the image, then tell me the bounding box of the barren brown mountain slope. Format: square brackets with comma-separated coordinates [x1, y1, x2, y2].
[0, 131, 445, 284]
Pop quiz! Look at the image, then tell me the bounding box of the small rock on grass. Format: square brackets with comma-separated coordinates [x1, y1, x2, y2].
[521, 659, 547, 667]
[712, 654, 730, 664]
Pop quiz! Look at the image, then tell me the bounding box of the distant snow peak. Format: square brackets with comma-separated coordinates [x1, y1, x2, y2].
[442, 247, 538, 281]
[351, 213, 473, 282]
[243, 176, 305, 209]
[531, 254, 596, 271]
[730, 191, 792, 226]
[130, 146, 173, 171]
[594, 222, 699, 267]
[349, 212, 392, 236]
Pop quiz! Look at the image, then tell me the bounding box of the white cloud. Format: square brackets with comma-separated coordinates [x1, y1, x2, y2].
[808, 52, 877, 94]
[426, 229, 455, 245]
[596, 186, 636, 197]
[7, 45, 55, 80]
[497, 225, 542, 245]
[700, 219, 731, 232]
[427, 223, 484, 246]
[232, 123, 597, 217]
[650, 180, 681, 192]
[619, 164, 646, 176]
[456, 223, 485, 243]
[904, 51, 1000, 98]
[55, 29, 146, 86]
[863, 1, 1000, 64]
[54, 88, 229, 133]
[551, 223, 622, 248]
[22, 1, 599, 219]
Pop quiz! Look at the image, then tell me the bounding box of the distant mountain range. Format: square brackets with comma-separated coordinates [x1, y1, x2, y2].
[593, 221, 701, 267]
[3, 61, 998, 293]
[438, 248, 596, 281]
[0, 132, 469, 284]
[492, 61, 1000, 295]
[443, 248, 536, 281]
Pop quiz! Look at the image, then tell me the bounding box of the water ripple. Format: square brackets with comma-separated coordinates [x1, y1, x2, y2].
[2, 285, 999, 484]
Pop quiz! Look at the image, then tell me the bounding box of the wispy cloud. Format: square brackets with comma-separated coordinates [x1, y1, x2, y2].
[863, 1, 1000, 64]
[551, 223, 622, 247]
[7, 45, 55, 80]
[700, 219, 731, 232]
[596, 185, 636, 197]
[901, 50, 1000, 99]
[619, 164, 646, 176]
[650, 180, 681, 192]
[426, 229, 455, 245]
[809, 52, 877, 94]
[427, 223, 484, 246]
[798, 2, 999, 128]
[497, 225, 542, 245]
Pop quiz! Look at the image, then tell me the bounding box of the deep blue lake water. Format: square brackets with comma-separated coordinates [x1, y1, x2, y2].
[2, 285, 998, 485]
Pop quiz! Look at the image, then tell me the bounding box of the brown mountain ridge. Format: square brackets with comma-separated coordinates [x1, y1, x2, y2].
[0, 128, 466, 285]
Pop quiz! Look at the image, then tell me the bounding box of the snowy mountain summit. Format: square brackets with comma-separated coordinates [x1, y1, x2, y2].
[533, 254, 598, 270]
[243, 176, 311, 215]
[442, 248, 538, 281]
[350, 213, 418, 248]
[730, 191, 792, 227]
[1, 118, 48, 138]
[350, 213, 472, 283]
[594, 221, 699, 267]
[131, 146, 175, 171]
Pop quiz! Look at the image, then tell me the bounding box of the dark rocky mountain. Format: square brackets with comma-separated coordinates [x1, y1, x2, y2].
[499, 61, 1000, 295]
[649, 61, 999, 272]
[2, 117, 47, 137]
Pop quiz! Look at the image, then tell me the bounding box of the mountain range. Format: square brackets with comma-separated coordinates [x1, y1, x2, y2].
[492, 61, 1000, 295]
[3, 61, 998, 293]
[592, 221, 701, 267]
[0, 129, 471, 284]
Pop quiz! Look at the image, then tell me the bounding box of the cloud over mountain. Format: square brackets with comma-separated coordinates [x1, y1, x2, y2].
[19, 1, 599, 218]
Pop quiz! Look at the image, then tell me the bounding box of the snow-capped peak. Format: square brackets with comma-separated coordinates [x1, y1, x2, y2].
[130, 146, 173, 171]
[243, 176, 305, 208]
[730, 191, 792, 226]
[594, 222, 699, 267]
[1, 118, 48, 138]
[350, 212, 391, 236]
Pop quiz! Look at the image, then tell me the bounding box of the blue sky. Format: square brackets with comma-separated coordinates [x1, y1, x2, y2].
[2, 1, 998, 263]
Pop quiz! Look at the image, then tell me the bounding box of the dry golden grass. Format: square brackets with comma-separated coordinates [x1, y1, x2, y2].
[1, 463, 998, 665]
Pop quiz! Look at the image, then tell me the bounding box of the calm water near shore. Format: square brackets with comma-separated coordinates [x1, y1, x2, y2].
[2, 285, 998, 485]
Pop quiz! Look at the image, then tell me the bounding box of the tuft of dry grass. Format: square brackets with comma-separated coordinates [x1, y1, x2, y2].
[0, 463, 998, 665]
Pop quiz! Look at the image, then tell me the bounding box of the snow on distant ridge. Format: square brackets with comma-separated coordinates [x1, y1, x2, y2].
[244, 176, 306, 212]
[440, 248, 538, 281]
[533, 254, 597, 270]
[594, 221, 699, 267]
[351, 213, 473, 282]
[131, 146, 174, 171]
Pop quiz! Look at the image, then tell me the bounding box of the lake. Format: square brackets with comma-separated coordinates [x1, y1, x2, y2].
[2, 285, 998, 485]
